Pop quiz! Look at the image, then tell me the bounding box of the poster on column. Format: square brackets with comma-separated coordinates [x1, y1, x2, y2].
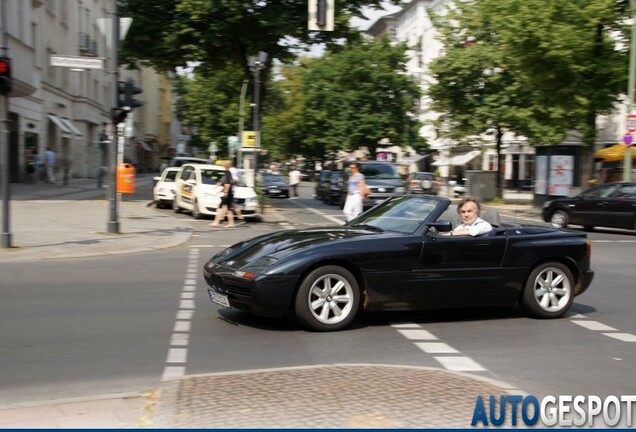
[535, 155, 547, 195]
[548, 155, 574, 196]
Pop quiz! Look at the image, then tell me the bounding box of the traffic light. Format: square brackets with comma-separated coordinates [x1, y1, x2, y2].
[123, 79, 143, 110]
[0, 57, 11, 95]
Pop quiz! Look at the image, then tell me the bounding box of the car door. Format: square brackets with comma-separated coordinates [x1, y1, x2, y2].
[568, 184, 617, 226]
[413, 231, 510, 309]
[176, 165, 196, 209]
[604, 184, 636, 229]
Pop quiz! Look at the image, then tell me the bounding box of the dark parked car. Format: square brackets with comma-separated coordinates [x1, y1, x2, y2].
[339, 161, 406, 209]
[325, 170, 343, 205]
[542, 181, 636, 231]
[204, 195, 594, 331]
[407, 172, 440, 195]
[315, 170, 331, 201]
[261, 174, 289, 198]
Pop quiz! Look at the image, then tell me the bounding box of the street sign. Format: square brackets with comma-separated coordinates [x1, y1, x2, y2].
[227, 136, 239, 150]
[627, 114, 636, 133]
[624, 133, 634, 146]
[50, 55, 104, 70]
[242, 131, 259, 148]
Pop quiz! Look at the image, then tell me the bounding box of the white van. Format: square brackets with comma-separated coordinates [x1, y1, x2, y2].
[173, 164, 258, 219]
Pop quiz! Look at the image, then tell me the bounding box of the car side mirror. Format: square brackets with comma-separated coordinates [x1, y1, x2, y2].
[428, 219, 452, 232]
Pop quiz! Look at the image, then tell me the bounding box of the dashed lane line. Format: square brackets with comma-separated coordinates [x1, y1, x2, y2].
[570, 315, 636, 343]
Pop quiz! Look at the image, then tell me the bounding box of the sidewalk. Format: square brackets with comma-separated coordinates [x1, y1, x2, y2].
[0, 175, 193, 263]
[0, 178, 524, 428]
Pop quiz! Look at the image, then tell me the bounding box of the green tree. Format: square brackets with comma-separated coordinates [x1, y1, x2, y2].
[119, 0, 403, 85]
[427, 0, 628, 190]
[301, 37, 424, 157]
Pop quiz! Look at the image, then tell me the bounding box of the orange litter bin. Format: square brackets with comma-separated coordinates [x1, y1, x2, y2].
[116, 163, 136, 193]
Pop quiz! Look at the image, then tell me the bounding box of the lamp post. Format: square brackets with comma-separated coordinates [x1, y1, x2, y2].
[625, 0, 635, 182]
[248, 52, 267, 213]
[1, 0, 11, 248]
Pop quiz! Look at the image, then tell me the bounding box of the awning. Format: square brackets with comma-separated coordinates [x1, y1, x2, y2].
[138, 140, 153, 152]
[47, 114, 72, 138]
[432, 150, 481, 166]
[594, 144, 636, 163]
[60, 118, 83, 137]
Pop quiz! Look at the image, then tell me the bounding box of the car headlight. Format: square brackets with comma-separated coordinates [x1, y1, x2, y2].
[245, 197, 258, 205]
[395, 187, 406, 193]
[234, 256, 278, 279]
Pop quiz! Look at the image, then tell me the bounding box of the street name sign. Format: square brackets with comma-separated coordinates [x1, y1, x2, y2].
[627, 114, 636, 133]
[50, 55, 104, 70]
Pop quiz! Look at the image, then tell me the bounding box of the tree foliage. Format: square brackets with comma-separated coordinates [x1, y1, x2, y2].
[119, 0, 404, 82]
[428, 0, 628, 147]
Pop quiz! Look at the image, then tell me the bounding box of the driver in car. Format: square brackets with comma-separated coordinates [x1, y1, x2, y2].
[443, 197, 492, 236]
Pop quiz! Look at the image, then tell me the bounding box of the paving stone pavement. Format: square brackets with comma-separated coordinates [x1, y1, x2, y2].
[151, 364, 521, 429]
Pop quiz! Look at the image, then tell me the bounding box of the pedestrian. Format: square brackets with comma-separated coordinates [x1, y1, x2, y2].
[442, 197, 493, 236]
[209, 161, 236, 228]
[288, 165, 302, 198]
[44, 147, 57, 184]
[32, 149, 43, 182]
[228, 162, 246, 224]
[343, 161, 367, 222]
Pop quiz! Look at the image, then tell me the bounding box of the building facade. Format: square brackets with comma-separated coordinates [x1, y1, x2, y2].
[1, 0, 179, 184]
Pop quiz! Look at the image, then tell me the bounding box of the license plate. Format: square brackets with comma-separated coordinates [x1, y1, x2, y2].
[208, 289, 230, 307]
[270, 189, 280, 194]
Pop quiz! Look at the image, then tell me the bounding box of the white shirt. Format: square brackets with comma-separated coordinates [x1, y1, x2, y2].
[454, 217, 493, 236]
[289, 169, 302, 185]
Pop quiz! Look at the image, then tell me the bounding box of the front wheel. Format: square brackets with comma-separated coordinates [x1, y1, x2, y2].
[192, 199, 203, 219]
[550, 210, 569, 228]
[520, 262, 574, 319]
[294, 266, 360, 332]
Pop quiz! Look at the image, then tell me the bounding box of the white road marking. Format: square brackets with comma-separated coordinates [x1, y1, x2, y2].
[176, 310, 194, 320]
[166, 348, 187, 363]
[415, 342, 459, 354]
[397, 329, 438, 340]
[434, 356, 486, 372]
[181, 292, 195, 299]
[602, 333, 636, 342]
[571, 320, 617, 332]
[390, 322, 422, 329]
[179, 300, 195, 309]
[288, 200, 345, 225]
[170, 334, 190, 346]
[162, 366, 185, 380]
[173, 321, 191, 332]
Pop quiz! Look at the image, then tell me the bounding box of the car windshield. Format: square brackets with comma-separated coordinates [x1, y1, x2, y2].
[164, 170, 178, 182]
[360, 163, 401, 179]
[347, 196, 440, 234]
[200, 169, 225, 185]
[264, 175, 286, 183]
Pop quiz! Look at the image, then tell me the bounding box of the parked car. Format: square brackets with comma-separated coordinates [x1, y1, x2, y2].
[407, 172, 440, 195]
[203, 195, 594, 331]
[339, 161, 406, 209]
[542, 181, 636, 231]
[152, 167, 180, 208]
[261, 173, 289, 198]
[315, 170, 331, 201]
[173, 163, 258, 219]
[325, 170, 343, 205]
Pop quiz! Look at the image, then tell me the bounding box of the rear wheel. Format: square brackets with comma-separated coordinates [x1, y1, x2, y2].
[520, 262, 574, 319]
[294, 266, 360, 332]
[549, 210, 569, 228]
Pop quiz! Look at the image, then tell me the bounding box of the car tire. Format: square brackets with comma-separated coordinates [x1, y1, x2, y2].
[520, 262, 574, 319]
[549, 210, 569, 228]
[173, 198, 182, 214]
[294, 265, 360, 332]
[192, 199, 202, 219]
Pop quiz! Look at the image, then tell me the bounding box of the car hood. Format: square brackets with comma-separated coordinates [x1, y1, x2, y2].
[213, 226, 385, 268]
[263, 181, 288, 187]
[196, 184, 256, 199]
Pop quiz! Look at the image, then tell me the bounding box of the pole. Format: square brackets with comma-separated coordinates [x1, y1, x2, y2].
[625, 0, 635, 182]
[237, 79, 248, 169]
[108, 0, 120, 233]
[1, 0, 11, 248]
[252, 66, 264, 214]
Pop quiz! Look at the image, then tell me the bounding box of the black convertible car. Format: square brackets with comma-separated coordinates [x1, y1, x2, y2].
[204, 196, 594, 331]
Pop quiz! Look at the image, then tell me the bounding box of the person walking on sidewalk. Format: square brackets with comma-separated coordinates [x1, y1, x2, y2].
[209, 161, 236, 228]
[288, 165, 301, 199]
[228, 162, 246, 224]
[44, 147, 57, 184]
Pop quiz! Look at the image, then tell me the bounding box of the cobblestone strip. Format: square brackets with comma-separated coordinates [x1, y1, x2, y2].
[161, 247, 200, 380]
[151, 364, 520, 428]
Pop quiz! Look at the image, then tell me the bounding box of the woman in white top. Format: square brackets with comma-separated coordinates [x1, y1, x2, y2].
[343, 162, 367, 222]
